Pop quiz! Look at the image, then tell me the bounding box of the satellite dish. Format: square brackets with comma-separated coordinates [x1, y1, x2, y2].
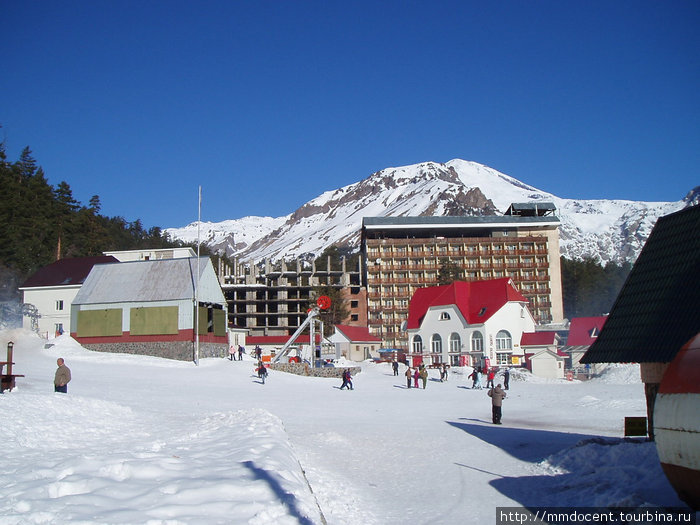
[400, 320, 407, 332]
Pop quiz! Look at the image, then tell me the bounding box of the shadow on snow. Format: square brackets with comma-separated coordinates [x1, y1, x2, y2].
[242, 460, 317, 525]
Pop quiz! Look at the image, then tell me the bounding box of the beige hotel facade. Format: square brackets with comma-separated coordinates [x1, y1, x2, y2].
[361, 203, 564, 350]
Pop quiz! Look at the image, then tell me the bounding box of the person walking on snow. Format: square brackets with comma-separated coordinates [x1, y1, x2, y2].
[420, 365, 428, 389]
[392, 359, 399, 376]
[405, 367, 413, 388]
[413, 367, 420, 389]
[488, 383, 507, 424]
[474, 368, 483, 389]
[257, 361, 268, 384]
[486, 368, 496, 388]
[503, 368, 510, 390]
[340, 369, 353, 390]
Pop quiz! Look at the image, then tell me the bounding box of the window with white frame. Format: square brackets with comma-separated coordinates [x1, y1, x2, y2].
[412, 335, 423, 354]
[431, 334, 442, 354]
[471, 332, 484, 352]
[449, 333, 461, 353]
[496, 330, 512, 351]
[56, 300, 64, 311]
[496, 353, 510, 365]
[439, 312, 451, 321]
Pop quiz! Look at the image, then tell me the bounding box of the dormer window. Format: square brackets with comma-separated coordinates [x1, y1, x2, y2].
[590, 327, 599, 338]
[478, 307, 487, 316]
[440, 312, 451, 321]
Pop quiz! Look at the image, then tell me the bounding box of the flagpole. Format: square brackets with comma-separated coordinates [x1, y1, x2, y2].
[195, 185, 201, 366]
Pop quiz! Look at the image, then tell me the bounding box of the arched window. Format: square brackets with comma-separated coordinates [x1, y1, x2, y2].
[449, 333, 461, 353]
[412, 335, 423, 354]
[471, 332, 483, 352]
[496, 330, 512, 350]
[439, 312, 451, 321]
[431, 334, 442, 354]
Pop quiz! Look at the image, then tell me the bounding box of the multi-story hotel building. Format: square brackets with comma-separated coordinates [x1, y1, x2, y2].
[361, 203, 564, 349]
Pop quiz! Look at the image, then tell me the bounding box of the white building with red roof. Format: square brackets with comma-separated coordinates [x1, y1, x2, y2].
[522, 331, 566, 379]
[329, 324, 383, 362]
[406, 277, 536, 368]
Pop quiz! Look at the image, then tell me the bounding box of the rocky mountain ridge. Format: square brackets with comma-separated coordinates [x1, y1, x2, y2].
[166, 160, 694, 265]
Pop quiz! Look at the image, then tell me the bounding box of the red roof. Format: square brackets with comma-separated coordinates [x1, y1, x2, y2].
[520, 331, 557, 347]
[20, 256, 119, 288]
[567, 316, 608, 346]
[246, 335, 312, 345]
[406, 278, 528, 329]
[335, 324, 382, 343]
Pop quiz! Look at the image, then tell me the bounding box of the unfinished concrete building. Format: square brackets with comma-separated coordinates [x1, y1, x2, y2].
[222, 257, 366, 337]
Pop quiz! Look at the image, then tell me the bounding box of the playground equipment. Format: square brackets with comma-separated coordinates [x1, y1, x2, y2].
[273, 296, 330, 366]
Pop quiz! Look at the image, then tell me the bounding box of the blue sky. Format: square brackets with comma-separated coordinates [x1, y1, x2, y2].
[3, 1, 698, 228]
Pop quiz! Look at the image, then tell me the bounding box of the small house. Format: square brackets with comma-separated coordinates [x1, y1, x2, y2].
[19, 256, 119, 338]
[522, 331, 565, 379]
[329, 324, 383, 362]
[71, 257, 227, 361]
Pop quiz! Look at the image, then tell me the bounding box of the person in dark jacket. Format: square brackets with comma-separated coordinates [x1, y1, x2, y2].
[54, 358, 71, 393]
[405, 367, 413, 388]
[340, 369, 353, 390]
[488, 384, 507, 424]
[257, 361, 268, 384]
[503, 368, 510, 390]
[392, 360, 399, 376]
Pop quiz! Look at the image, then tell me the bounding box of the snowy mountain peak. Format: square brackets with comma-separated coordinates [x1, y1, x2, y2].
[166, 159, 689, 265]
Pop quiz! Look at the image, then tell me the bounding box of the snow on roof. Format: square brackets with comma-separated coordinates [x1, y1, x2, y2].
[406, 278, 527, 329]
[20, 256, 119, 288]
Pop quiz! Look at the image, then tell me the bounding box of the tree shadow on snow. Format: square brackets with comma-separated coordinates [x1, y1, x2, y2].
[242, 460, 317, 525]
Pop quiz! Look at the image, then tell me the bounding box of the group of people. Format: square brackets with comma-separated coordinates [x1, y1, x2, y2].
[404, 364, 429, 389]
[228, 345, 245, 361]
[340, 369, 353, 390]
[467, 366, 510, 390]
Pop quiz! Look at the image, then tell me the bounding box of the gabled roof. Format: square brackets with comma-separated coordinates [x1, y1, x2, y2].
[567, 316, 607, 346]
[334, 324, 382, 343]
[406, 278, 528, 329]
[73, 257, 216, 304]
[20, 256, 119, 288]
[520, 331, 558, 347]
[582, 205, 700, 364]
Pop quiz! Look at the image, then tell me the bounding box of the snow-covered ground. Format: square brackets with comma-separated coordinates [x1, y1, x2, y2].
[0, 329, 693, 524]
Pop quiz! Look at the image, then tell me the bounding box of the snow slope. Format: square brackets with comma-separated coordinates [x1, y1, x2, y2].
[1, 329, 693, 524]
